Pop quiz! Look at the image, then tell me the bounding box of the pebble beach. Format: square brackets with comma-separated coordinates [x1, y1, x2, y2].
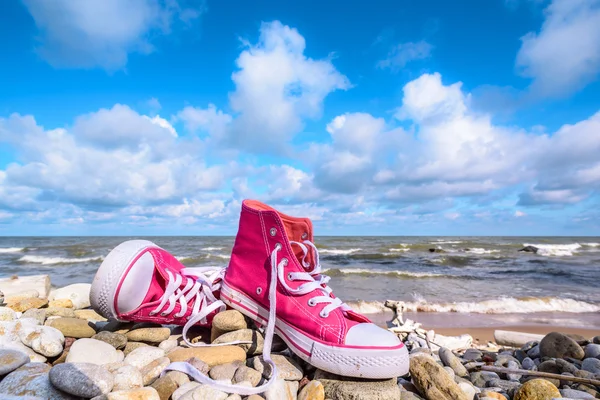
[1, 275, 600, 400]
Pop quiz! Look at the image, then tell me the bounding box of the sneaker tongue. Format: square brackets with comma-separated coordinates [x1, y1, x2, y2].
[140, 269, 168, 305]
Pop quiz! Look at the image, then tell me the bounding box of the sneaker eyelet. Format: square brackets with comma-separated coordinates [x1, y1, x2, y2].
[256, 287, 263, 295]
[275, 243, 282, 251]
[270, 228, 277, 236]
[149, 311, 157, 316]
[320, 310, 329, 318]
[287, 272, 293, 280]
[308, 299, 316, 307]
[160, 312, 168, 317]
[282, 258, 288, 266]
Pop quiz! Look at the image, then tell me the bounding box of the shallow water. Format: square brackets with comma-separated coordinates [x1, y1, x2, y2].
[1, 236, 599, 318]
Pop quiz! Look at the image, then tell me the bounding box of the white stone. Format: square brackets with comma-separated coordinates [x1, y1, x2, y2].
[172, 382, 200, 400]
[0, 275, 50, 299]
[19, 325, 64, 357]
[179, 385, 228, 400]
[124, 346, 166, 369]
[49, 284, 91, 309]
[112, 365, 144, 391]
[265, 378, 298, 400]
[458, 382, 479, 400]
[0, 307, 16, 321]
[66, 338, 123, 365]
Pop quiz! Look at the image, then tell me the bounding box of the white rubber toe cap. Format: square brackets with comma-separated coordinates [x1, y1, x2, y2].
[345, 323, 401, 347]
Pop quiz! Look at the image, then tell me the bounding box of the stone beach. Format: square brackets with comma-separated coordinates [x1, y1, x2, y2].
[1, 275, 600, 399]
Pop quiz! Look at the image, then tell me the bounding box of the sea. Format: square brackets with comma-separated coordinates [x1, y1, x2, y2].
[1, 236, 599, 328]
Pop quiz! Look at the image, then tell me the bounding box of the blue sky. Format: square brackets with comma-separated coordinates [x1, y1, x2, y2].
[0, 0, 599, 236]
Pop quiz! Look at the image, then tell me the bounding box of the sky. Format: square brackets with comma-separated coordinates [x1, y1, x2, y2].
[0, 0, 599, 236]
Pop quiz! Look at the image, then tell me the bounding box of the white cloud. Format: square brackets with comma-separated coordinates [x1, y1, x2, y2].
[227, 21, 350, 152]
[516, 0, 600, 97]
[175, 104, 232, 139]
[377, 40, 433, 71]
[514, 210, 526, 217]
[22, 0, 204, 70]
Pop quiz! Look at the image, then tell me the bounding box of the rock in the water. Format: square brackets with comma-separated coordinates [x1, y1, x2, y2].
[519, 245, 538, 253]
[167, 346, 246, 367]
[49, 284, 91, 309]
[513, 378, 561, 400]
[439, 347, 468, 377]
[213, 328, 264, 355]
[211, 310, 248, 341]
[141, 356, 170, 386]
[315, 369, 401, 400]
[112, 364, 143, 391]
[8, 298, 48, 313]
[20, 324, 65, 357]
[46, 317, 96, 338]
[66, 338, 123, 365]
[49, 362, 114, 397]
[93, 331, 127, 349]
[249, 354, 304, 381]
[0, 349, 30, 375]
[126, 327, 171, 343]
[409, 355, 469, 400]
[124, 346, 166, 369]
[298, 380, 325, 400]
[0, 362, 77, 399]
[539, 332, 585, 360]
[103, 387, 161, 400]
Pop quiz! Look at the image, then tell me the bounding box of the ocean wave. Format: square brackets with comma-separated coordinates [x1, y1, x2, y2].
[582, 242, 600, 247]
[389, 248, 409, 253]
[322, 268, 446, 278]
[202, 247, 224, 251]
[0, 247, 24, 253]
[432, 240, 463, 244]
[524, 243, 581, 256]
[347, 297, 600, 314]
[464, 248, 500, 254]
[319, 248, 361, 255]
[18, 255, 103, 265]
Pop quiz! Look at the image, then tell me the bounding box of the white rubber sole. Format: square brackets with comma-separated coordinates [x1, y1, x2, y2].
[89, 240, 159, 320]
[220, 282, 410, 379]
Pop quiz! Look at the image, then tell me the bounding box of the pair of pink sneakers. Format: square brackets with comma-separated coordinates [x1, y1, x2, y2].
[90, 200, 409, 394]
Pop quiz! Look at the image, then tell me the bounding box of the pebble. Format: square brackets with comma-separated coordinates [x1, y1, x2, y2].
[458, 381, 479, 400]
[581, 357, 600, 374]
[315, 369, 402, 400]
[213, 328, 264, 355]
[439, 347, 468, 377]
[151, 375, 178, 400]
[211, 310, 248, 341]
[49, 362, 114, 397]
[141, 356, 171, 386]
[101, 387, 161, 400]
[179, 384, 228, 400]
[209, 361, 243, 381]
[46, 317, 96, 338]
[539, 331, 585, 360]
[249, 354, 304, 381]
[584, 343, 600, 359]
[8, 298, 48, 313]
[522, 357, 535, 370]
[126, 327, 171, 343]
[19, 324, 65, 357]
[0, 362, 77, 399]
[0, 339, 47, 363]
[462, 348, 483, 361]
[124, 341, 149, 355]
[233, 365, 263, 387]
[186, 356, 210, 375]
[265, 379, 298, 400]
[93, 331, 128, 349]
[21, 308, 46, 324]
[0, 349, 30, 375]
[45, 307, 76, 318]
[75, 309, 107, 321]
[167, 345, 247, 367]
[506, 360, 522, 381]
[513, 378, 561, 400]
[172, 381, 200, 400]
[112, 364, 144, 391]
[165, 370, 191, 387]
[560, 388, 596, 398]
[48, 299, 74, 308]
[409, 355, 469, 400]
[0, 307, 17, 321]
[49, 283, 91, 309]
[298, 380, 325, 400]
[124, 346, 166, 369]
[66, 338, 124, 365]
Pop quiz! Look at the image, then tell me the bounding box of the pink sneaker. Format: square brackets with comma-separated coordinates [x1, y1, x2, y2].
[220, 200, 409, 379]
[90, 240, 225, 344]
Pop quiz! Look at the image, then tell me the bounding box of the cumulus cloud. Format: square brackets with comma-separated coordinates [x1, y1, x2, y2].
[377, 40, 433, 71]
[516, 0, 600, 97]
[22, 0, 205, 70]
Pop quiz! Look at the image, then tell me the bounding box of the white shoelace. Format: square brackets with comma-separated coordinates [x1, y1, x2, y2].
[165, 240, 342, 395]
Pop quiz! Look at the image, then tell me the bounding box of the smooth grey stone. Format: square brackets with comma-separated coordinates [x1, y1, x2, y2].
[581, 358, 600, 374]
[527, 345, 540, 359]
[522, 357, 535, 370]
[0, 349, 30, 376]
[49, 362, 114, 398]
[584, 343, 600, 359]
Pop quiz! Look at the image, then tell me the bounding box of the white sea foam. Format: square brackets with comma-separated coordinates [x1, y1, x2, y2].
[464, 248, 500, 254]
[0, 247, 24, 253]
[389, 248, 409, 252]
[582, 242, 600, 247]
[19, 255, 103, 265]
[202, 247, 224, 251]
[347, 297, 600, 314]
[432, 240, 463, 244]
[319, 248, 361, 255]
[205, 254, 231, 260]
[322, 268, 444, 278]
[524, 243, 581, 256]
